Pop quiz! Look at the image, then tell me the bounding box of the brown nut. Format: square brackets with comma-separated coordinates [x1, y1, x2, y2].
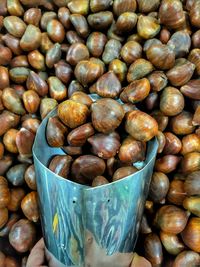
[163, 132, 182, 155]
[92, 176, 109, 187]
[91, 98, 125, 133]
[21, 192, 39, 222]
[112, 166, 138, 181]
[26, 71, 48, 97]
[58, 100, 89, 128]
[71, 155, 106, 184]
[149, 172, 169, 204]
[46, 116, 68, 147]
[88, 132, 120, 159]
[166, 58, 195, 87]
[24, 164, 37, 190]
[147, 71, 168, 92]
[181, 79, 200, 100]
[127, 59, 154, 83]
[67, 123, 95, 147]
[23, 8, 41, 26]
[120, 41, 142, 65]
[125, 110, 158, 142]
[20, 25, 41, 52]
[170, 111, 195, 135]
[120, 78, 151, 104]
[22, 90, 40, 114]
[108, 59, 127, 83]
[27, 50, 45, 71]
[49, 155, 73, 178]
[3, 16, 26, 38]
[118, 136, 146, 163]
[66, 43, 89, 66]
[160, 87, 185, 116]
[89, 71, 122, 98]
[3, 129, 18, 154]
[154, 205, 189, 234]
[48, 76, 67, 101]
[102, 39, 122, 64]
[146, 44, 175, 70]
[70, 92, 92, 108]
[155, 155, 181, 174]
[167, 180, 186, 206]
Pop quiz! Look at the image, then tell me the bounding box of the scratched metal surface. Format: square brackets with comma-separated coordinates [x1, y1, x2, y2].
[33, 107, 158, 266]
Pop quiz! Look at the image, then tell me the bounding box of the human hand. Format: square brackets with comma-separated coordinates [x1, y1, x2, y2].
[26, 238, 48, 267]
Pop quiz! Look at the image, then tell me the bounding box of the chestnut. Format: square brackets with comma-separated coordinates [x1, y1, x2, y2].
[112, 166, 138, 181]
[88, 132, 121, 159]
[71, 155, 106, 184]
[125, 110, 158, 142]
[49, 155, 73, 178]
[91, 98, 124, 134]
[58, 100, 89, 129]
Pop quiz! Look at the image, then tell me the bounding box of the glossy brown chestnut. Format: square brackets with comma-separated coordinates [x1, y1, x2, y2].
[74, 60, 104, 86]
[173, 251, 200, 267]
[90, 71, 122, 98]
[127, 59, 154, 83]
[155, 155, 181, 174]
[163, 132, 182, 155]
[0, 111, 20, 136]
[149, 172, 170, 204]
[102, 39, 122, 64]
[49, 155, 73, 178]
[70, 92, 92, 108]
[3, 129, 18, 154]
[146, 44, 175, 70]
[47, 19, 65, 43]
[180, 152, 200, 173]
[26, 71, 48, 97]
[0, 66, 9, 89]
[113, 0, 137, 16]
[20, 25, 41, 52]
[66, 43, 89, 66]
[183, 196, 200, 217]
[88, 11, 113, 30]
[160, 231, 185, 256]
[67, 123, 94, 147]
[22, 90, 40, 114]
[9, 219, 36, 253]
[71, 155, 106, 184]
[48, 76, 67, 101]
[108, 59, 127, 83]
[116, 12, 137, 33]
[118, 136, 146, 163]
[121, 41, 142, 65]
[181, 79, 200, 100]
[23, 8, 41, 26]
[91, 98, 125, 134]
[88, 132, 120, 159]
[181, 217, 200, 253]
[0, 46, 12, 66]
[58, 100, 89, 129]
[184, 171, 200, 196]
[190, 0, 200, 28]
[3, 16, 26, 38]
[46, 117, 68, 147]
[92, 176, 109, 187]
[68, 0, 89, 16]
[166, 59, 195, 87]
[154, 205, 189, 234]
[46, 43, 62, 69]
[55, 61, 72, 85]
[7, 188, 26, 212]
[170, 111, 195, 135]
[27, 50, 45, 71]
[137, 15, 160, 40]
[112, 166, 138, 181]
[24, 165, 37, 190]
[125, 110, 158, 142]
[167, 180, 186, 206]
[181, 134, 200, 155]
[158, 0, 185, 29]
[58, 7, 71, 29]
[21, 192, 39, 222]
[16, 128, 35, 157]
[144, 233, 163, 266]
[147, 71, 168, 92]
[40, 98, 58, 119]
[192, 30, 200, 48]
[120, 78, 151, 104]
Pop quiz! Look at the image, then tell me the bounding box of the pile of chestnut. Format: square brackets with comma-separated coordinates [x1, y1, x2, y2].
[0, 0, 200, 265]
[47, 97, 158, 185]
